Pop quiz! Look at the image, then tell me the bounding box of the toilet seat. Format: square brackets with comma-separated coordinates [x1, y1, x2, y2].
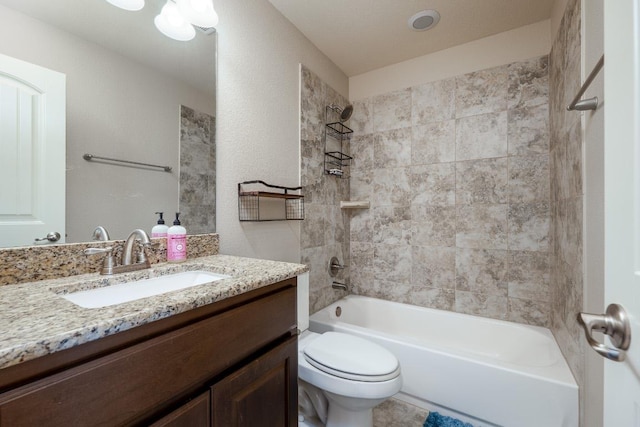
[298, 330, 403, 401]
[303, 331, 400, 382]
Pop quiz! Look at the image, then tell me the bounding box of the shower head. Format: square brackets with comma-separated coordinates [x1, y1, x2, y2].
[328, 103, 354, 122]
[341, 104, 353, 121]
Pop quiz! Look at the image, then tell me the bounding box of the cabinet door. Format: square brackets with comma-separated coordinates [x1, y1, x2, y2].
[150, 391, 210, 427]
[211, 336, 297, 427]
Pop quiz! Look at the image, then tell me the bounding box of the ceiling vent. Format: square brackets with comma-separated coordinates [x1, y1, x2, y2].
[408, 10, 440, 32]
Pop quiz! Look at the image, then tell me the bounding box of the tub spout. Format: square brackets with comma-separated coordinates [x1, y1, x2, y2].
[332, 281, 348, 291]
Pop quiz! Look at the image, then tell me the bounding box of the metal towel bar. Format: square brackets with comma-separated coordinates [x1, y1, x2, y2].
[83, 153, 172, 172]
[567, 54, 604, 111]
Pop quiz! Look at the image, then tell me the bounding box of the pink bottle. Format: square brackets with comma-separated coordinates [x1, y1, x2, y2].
[167, 213, 187, 263]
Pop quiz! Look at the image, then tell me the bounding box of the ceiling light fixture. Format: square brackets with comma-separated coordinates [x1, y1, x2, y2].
[103, 0, 218, 41]
[408, 9, 440, 32]
[105, 0, 145, 11]
[176, 0, 219, 28]
[154, 1, 196, 41]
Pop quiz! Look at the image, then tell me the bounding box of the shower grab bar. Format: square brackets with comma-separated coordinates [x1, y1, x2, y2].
[567, 54, 604, 111]
[83, 153, 172, 172]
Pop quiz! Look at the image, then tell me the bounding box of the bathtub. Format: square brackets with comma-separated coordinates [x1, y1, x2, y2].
[309, 295, 578, 427]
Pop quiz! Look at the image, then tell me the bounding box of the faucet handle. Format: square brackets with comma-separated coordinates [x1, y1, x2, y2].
[84, 247, 113, 256]
[83, 246, 116, 275]
[135, 241, 152, 263]
[329, 256, 348, 277]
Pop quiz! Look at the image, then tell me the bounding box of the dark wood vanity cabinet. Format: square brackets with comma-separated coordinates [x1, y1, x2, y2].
[151, 391, 211, 427]
[211, 335, 297, 426]
[0, 279, 298, 427]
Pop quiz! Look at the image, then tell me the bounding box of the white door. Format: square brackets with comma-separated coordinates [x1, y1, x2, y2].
[602, 0, 640, 425]
[0, 53, 65, 247]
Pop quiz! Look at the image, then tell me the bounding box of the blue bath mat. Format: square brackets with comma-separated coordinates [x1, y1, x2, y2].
[424, 412, 474, 427]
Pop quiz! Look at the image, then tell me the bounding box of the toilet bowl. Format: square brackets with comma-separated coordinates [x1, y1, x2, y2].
[296, 273, 402, 427]
[298, 330, 402, 427]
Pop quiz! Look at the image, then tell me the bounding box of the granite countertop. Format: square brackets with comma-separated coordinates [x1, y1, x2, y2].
[0, 254, 308, 370]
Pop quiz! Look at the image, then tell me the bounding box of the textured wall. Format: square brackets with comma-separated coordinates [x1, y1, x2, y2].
[215, 0, 348, 263]
[348, 56, 551, 326]
[549, 0, 585, 397]
[300, 66, 350, 313]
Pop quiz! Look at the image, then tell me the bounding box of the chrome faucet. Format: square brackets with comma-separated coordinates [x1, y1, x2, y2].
[122, 229, 152, 266]
[91, 226, 111, 241]
[332, 281, 349, 291]
[84, 229, 152, 275]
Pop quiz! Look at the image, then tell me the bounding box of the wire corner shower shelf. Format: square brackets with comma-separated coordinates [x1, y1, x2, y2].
[324, 115, 353, 179]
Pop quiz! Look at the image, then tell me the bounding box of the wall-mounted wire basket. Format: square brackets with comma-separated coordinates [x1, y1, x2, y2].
[326, 122, 353, 140]
[324, 151, 353, 177]
[238, 180, 304, 221]
[324, 117, 353, 179]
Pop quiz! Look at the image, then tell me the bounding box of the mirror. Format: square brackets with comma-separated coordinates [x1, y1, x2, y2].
[0, 0, 216, 248]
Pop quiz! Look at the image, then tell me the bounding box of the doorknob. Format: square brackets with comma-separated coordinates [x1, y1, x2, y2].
[577, 304, 631, 362]
[34, 231, 61, 243]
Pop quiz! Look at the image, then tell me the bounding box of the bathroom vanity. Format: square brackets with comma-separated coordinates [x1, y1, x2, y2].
[0, 254, 306, 426]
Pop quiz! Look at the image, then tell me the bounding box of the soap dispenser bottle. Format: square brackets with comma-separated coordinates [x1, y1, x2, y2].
[167, 212, 187, 263]
[152, 212, 169, 238]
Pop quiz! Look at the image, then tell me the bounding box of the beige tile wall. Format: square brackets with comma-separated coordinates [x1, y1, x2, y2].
[549, 0, 585, 392]
[179, 105, 216, 234]
[348, 56, 551, 326]
[300, 66, 350, 313]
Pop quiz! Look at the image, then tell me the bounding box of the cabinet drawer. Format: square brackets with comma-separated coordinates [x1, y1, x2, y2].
[0, 286, 295, 426]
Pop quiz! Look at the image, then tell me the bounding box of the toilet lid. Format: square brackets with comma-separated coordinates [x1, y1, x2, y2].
[303, 332, 400, 382]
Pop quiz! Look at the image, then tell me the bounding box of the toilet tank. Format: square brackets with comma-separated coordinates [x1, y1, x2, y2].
[297, 272, 310, 332]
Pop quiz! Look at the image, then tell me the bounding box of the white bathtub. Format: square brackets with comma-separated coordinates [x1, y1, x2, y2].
[309, 295, 578, 427]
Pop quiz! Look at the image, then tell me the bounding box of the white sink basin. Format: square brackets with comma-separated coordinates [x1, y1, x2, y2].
[62, 270, 230, 308]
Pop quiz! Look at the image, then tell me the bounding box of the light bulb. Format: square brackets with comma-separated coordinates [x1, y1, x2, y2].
[190, 0, 208, 13]
[165, 4, 186, 26]
[154, 1, 195, 41]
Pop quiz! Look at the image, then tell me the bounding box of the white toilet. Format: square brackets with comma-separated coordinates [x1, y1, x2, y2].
[297, 273, 402, 427]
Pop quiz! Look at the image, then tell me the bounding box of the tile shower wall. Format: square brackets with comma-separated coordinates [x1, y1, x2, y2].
[300, 66, 350, 313]
[549, 0, 585, 391]
[348, 56, 550, 326]
[179, 105, 216, 234]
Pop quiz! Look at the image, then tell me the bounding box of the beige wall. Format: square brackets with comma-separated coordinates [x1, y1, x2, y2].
[583, 0, 605, 425]
[0, 5, 213, 243]
[349, 20, 551, 102]
[215, 0, 348, 262]
[552, 0, 571, 41]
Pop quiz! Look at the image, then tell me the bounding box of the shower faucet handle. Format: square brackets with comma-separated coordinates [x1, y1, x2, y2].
[329, 256, 348, 277]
